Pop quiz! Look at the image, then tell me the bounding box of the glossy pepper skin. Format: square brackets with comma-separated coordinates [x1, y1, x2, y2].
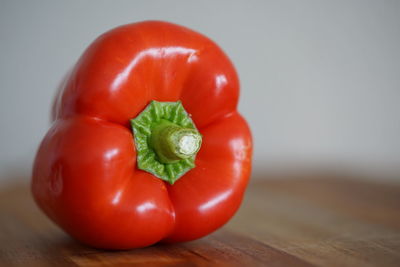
[32, 21, 252, 249]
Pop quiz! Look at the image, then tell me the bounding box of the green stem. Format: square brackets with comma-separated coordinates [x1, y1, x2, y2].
[150, 120, 202, 164]
[130, 101, 202, 184]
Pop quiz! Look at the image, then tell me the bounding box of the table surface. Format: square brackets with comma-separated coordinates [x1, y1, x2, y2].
[1, 175, 399, 267]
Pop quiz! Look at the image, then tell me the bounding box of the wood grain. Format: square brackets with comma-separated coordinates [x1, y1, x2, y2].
[0, 175, 399, 266]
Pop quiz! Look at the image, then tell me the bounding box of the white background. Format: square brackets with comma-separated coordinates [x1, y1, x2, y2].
[1, 0, 399, 185]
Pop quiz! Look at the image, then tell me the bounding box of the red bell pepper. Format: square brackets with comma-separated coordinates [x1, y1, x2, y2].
[32, 21, 252, 249]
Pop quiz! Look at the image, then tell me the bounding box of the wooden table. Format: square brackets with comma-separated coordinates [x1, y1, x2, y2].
[1, 175, 399, 266]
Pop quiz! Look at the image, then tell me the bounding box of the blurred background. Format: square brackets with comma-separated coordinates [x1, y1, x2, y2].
[1, 0, 399, 186]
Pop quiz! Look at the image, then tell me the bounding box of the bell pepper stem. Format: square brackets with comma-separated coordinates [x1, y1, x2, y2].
[150, 120, 202, 164]
[130, 101, 202, 184]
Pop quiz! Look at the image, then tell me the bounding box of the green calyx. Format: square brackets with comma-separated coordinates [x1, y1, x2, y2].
[130, 101, 202, 184]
